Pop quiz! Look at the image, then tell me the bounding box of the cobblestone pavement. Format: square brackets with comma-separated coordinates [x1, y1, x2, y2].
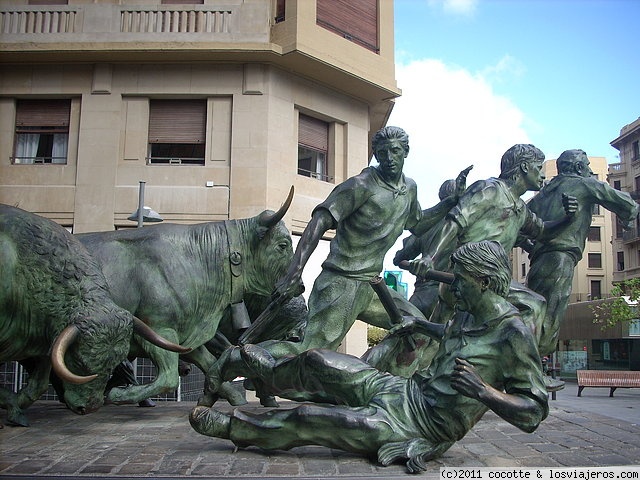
[1, 384, 639, 479]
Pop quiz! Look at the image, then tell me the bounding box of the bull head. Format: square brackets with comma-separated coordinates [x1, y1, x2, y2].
[51, 317, 190, 384]
[256, 186, 294, 238]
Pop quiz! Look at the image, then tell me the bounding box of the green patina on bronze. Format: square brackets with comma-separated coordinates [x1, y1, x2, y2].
[190, 241, 548, 474]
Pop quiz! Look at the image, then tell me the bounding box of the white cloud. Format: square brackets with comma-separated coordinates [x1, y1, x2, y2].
[428, 0, 478, 17]
[479, 54, 526, 85]
[382, 58, 531, 287]
[387, 58, 531, 207]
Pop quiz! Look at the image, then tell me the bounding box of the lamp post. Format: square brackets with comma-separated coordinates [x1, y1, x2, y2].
[127, 181, 163, 227]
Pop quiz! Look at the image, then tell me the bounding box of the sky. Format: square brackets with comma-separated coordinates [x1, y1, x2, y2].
[382, 0, 640, 288]
[388, 0, 640, 207]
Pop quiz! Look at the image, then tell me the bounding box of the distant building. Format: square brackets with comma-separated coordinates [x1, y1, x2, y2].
[609, 117, 640, 284]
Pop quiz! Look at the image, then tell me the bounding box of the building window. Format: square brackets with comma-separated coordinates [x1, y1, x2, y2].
[616, 216, 625, 239]
[587, 253, 602, 269]
[298, 114, 332, 182]
[520, 263, 526, 278]
[147, 100, 206, 165]
[613, 180, 621, 190]
[633, 140, 640, 161]
[617, 251, 625, 271]
[591, 204, 600, 215]
[587, 226, 601, 242]
[275, 0, 285, 22]
[12, 99, 70, 165]
[316, 0, 379, 53]
[590, 280, 602, 300]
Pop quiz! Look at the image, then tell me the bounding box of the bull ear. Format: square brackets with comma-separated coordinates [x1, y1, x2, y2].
[257, 186, 294, 231]
[51, 325, 99, 385]
[133, 317, 191, 353]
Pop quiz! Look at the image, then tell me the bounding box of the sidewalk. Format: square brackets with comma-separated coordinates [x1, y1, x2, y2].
[1, 382, 639, 479]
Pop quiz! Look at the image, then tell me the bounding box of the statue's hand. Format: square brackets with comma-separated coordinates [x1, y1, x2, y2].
[562, 193, 578, 217]
[455, 165, 473, 197]
[388, 318, 417, 336]
[406, 256, 434, 279]
[450, 357, 485, 399]
[274, 270, 305, 300]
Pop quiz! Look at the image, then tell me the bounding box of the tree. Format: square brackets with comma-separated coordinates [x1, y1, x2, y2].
[591, 278, 640, 330]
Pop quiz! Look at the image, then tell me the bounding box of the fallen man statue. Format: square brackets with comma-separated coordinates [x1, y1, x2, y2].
[189, 240, 548, 473]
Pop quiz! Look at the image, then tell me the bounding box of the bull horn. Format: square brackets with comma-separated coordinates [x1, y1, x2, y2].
[133, 317, 192, 353]
[258, 186, 294, 228]
[51, 325, 99, 385]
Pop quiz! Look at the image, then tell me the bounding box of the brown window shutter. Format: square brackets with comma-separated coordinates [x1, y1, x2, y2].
[28, 0, 68, 5]
[161, 0, 204, 4]
[317, 0, 378, 52]
[299, 114, 328, 152]
[149, 100, 206, 144]
[16, 100, 70, 127]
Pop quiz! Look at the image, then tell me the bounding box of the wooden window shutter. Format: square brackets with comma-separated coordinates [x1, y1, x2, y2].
[161, 0, 204, 4]
[16, 100, 70, 127]
[149, 100, 206, 144]
[299, 114, 328, 152]
[317, 0, 378, 52]
[28, 0, 69, 5]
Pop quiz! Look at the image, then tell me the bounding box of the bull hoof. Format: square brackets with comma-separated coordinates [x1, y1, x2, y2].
[221, 383, 248, 406]
[189, 406, 230, 439]
[197, 393, 219, 407]
[106, 387, 135, 405]
[259, 395, 279, 407]
[7, 409, 29, 427]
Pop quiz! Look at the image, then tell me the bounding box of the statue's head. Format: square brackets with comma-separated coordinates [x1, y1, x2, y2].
[371, 126, 409, 154]
[371, 126, 409, 182]
[556, 149, 592, 178]
[438, 179, 457, 200]
[499, 144, 545, 190]
[451, 240, 511, 298]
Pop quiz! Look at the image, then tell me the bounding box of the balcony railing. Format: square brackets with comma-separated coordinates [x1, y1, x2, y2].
[0, 4, 275, 45]
[623, 227, 639, 243]
[1, 8, 77, 34]
[120, 8, 231, 34]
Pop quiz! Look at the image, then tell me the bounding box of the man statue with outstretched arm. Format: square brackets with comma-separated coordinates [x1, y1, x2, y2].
[190, 241, 548, 474]
[525, 149, 638, 356]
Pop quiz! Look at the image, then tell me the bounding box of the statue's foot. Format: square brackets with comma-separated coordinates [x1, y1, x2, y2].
[138, 398, 156, 408]
[7, 408, 29, 427]
[189, 406, 231, 439]
[240, 344, 276, 380]
[544, 375, 565, 392]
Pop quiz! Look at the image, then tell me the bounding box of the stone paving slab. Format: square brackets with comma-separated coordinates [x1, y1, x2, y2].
[1, 386, 639, 479]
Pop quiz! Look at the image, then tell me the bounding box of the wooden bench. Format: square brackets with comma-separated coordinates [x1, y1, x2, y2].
[576, 370, 640, 397]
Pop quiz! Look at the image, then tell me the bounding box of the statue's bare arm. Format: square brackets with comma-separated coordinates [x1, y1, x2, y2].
[275, 208, 335, 299]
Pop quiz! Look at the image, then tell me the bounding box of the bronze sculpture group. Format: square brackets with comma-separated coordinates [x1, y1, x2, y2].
[1, 126, 638, 473]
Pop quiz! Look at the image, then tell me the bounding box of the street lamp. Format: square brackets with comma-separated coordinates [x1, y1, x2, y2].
[127, 181, 163, 227]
